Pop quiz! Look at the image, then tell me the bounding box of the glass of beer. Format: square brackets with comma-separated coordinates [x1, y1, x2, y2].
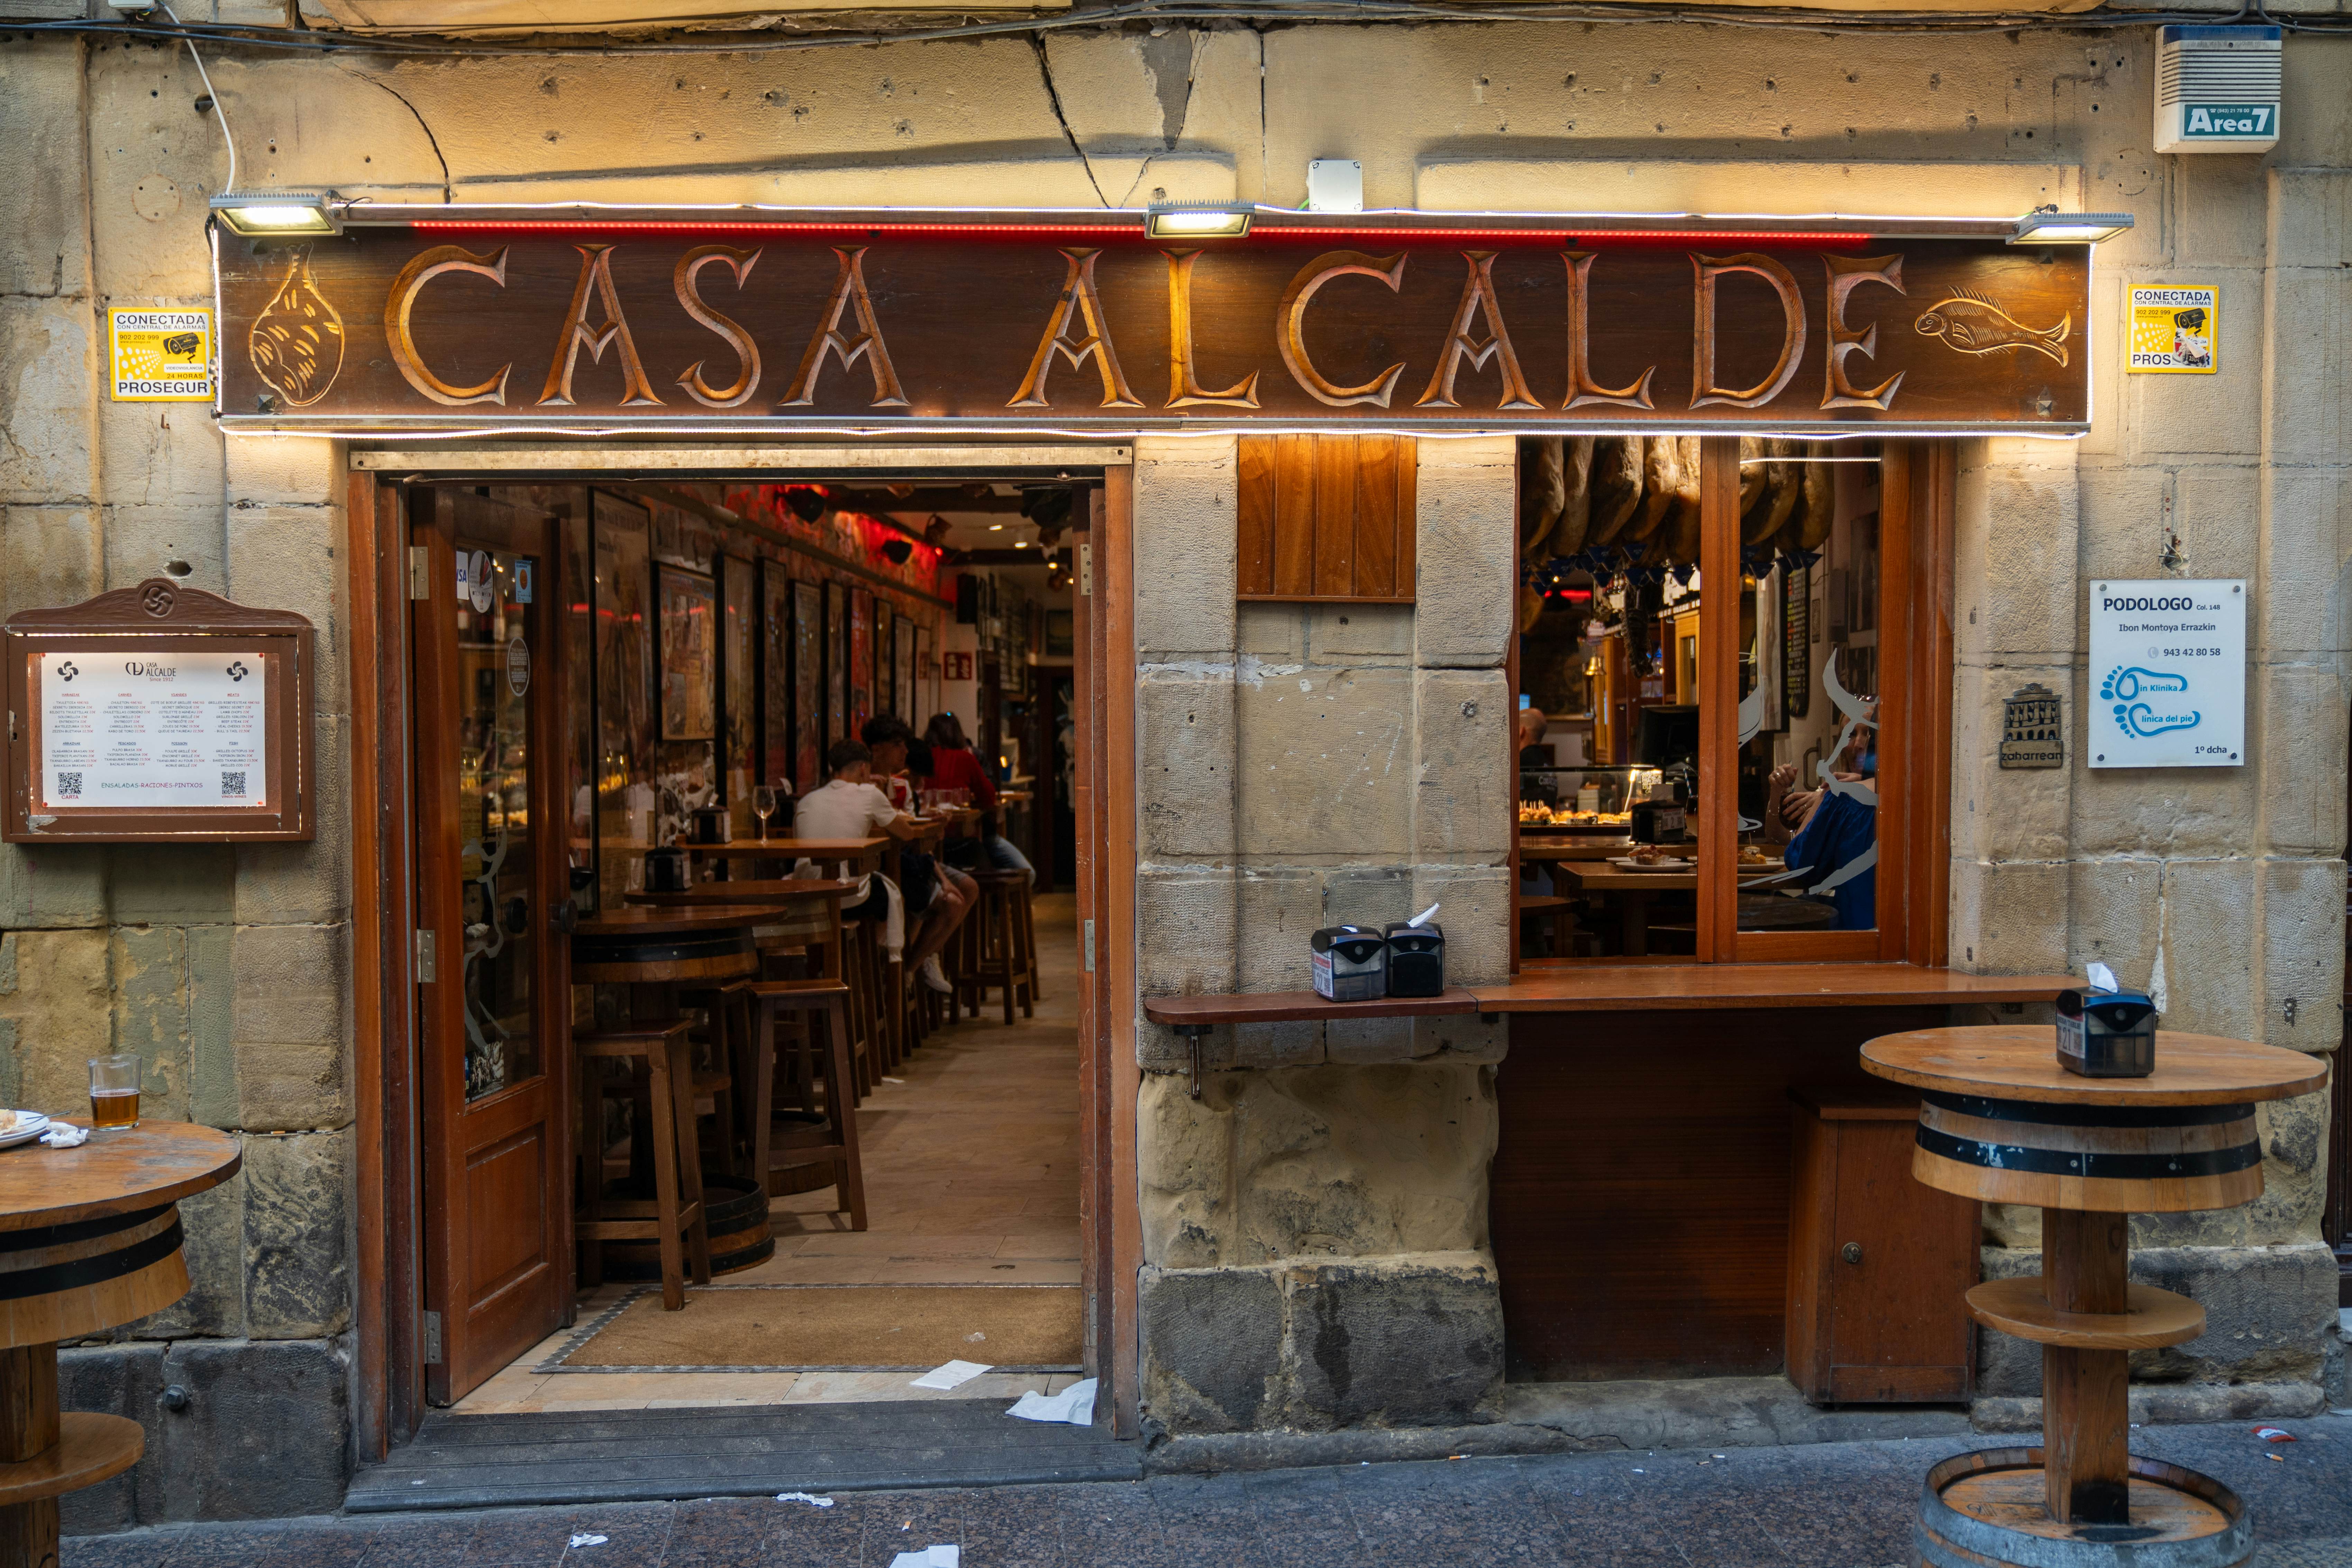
[88, 1054, 140, 1130]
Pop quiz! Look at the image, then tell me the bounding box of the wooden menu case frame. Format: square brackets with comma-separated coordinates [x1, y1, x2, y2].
[3, 578, 316, 843]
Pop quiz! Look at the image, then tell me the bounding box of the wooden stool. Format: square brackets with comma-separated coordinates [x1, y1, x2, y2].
[575, 1021, 712, 1311]
[1518, 894, 1569, 958]
[746, 980, 868, 1230]
[680, 981, 758, 1179]
[959, 870, 1037, 1025]
[1863, 1025, 2324, 1567]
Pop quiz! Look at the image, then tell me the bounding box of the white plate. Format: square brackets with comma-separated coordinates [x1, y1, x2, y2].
[1609, 857, 1692, 873]
[0, 1112, 51, 1150]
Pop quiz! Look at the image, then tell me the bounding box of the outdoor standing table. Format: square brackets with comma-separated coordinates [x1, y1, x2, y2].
[1861, 1025, 2326, 1567]
[1, 1121, 241, 1567]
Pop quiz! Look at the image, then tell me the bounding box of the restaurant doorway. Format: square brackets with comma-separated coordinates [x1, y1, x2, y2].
[360, 461, 1132, 1459]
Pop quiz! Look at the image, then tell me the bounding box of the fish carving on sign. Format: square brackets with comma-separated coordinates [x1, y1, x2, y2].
[248, 252, 346, 406]
[1913, 292, 2071, 367]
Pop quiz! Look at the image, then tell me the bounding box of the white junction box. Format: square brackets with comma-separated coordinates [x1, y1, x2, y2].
[2155, 25, 2282, 154]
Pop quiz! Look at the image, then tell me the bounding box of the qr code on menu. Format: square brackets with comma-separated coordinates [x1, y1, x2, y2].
[221, 770, 246, 798]
[56, 771, 81, 799]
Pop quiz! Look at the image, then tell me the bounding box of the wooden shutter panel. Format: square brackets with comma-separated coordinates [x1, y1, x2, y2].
[1236, 434, 1416, 603]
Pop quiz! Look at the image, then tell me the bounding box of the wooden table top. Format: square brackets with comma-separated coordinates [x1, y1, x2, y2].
[1143, 988, 1480, 1026]
[627, 878, 861, 906]
[1557, 863, 1785, 894]
[1519, 840, 1634, 862]
[572, 904, 779, 938]
[0, 1120, 241, 1231]
[683, 837, 887, 862]
[1469, 965, 2079, 1013]
[1862, 1025, 2328, 1106]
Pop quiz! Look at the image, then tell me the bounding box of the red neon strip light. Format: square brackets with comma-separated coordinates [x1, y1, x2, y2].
[406, 218, 1878, 246]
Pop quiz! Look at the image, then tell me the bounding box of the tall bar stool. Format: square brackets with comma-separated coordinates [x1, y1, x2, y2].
[958, 870, 1038, 1025]
[678, 980, 758, 1178]
[745, 979, 868, 1230]
[574, 1020, 712, 1310]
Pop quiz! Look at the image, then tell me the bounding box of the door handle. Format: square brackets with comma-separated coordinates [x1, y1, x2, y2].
[550, 897, 579, 936]
[1840, 1242, 1863, 1265]
[501, 897, 529, 936]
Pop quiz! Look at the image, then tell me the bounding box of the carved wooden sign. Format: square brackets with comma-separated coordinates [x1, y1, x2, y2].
[215, 218, 2090, 435]
[3, 581, 316, 842]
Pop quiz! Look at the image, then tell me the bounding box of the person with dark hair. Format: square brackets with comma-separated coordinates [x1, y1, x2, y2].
[924, 711, 1034, 884]
[797, 734, 966, 992]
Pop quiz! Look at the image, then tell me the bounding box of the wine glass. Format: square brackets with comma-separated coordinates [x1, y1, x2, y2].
[751, 784, 778, 842]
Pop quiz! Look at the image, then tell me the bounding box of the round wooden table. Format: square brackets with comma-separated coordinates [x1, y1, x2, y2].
[1862, 1026, 2325, 1567]
[1, 1121, 241, 1567]
[571, 904, 776, 985]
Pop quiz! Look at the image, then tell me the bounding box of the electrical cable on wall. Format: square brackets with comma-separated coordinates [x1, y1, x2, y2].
[156, 1, 239, 193]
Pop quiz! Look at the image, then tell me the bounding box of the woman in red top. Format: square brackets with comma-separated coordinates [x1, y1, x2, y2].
[925, 713, 1031, 883]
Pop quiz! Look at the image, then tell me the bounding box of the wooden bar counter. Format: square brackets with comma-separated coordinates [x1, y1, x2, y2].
[1, 1121, 241, 1568]
[1863, 1026, 2325, 1567]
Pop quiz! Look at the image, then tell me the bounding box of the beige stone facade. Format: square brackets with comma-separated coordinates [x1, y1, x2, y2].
[3, 8, 2346, 1519]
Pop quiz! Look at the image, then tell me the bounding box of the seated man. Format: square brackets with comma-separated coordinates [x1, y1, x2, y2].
[1762, 721, 1877, 931]
[797, 737, 966, 994]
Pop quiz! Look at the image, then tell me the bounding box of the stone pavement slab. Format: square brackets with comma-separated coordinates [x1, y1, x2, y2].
[61, 1414, 2352, 1568]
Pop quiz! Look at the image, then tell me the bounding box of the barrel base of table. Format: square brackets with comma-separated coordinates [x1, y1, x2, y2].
[598, 1176, 773, 1279]
[1915, 1448, 2252, 1568]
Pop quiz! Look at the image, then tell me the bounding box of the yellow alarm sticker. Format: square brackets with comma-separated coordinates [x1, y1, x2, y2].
[108, 308, 215, 401]
[2126, 285, 2217, 375]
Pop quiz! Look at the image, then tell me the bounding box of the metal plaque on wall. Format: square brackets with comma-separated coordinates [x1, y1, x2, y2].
[1998, 682, 2064, 769]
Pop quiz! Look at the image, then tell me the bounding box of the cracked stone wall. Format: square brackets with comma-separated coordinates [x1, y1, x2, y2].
[2, 33, 353, 1530]
[10, 9, 2349, 1478]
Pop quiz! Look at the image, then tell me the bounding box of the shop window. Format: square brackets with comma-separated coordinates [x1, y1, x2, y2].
[1514, 437, 1950, 967]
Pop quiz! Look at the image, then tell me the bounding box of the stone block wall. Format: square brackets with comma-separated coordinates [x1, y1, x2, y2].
[1132, 436, 1517, 1435]
[1, 35, 354, 1527]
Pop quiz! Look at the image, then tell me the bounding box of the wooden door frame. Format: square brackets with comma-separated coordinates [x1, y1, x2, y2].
[346, 450, 1140, 1457]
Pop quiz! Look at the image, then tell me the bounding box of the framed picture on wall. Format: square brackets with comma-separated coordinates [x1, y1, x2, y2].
[874, 600, 893, 720]
[1045, 608, 1074, 660]
[914, 627, 932, 722]
[719, 557, 755, 830]
[793, 578, 822, 793]
[759, 560, 791, 793]
[657, 566, 717, 741]
[895, 619, 917, 723]
[824, 581, 846, 757]
[849, 588, 873, 735]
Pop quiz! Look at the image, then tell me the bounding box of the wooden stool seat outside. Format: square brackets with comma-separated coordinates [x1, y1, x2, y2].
[575, 1021, 712, 1310]
[745, 979, 868, 1231]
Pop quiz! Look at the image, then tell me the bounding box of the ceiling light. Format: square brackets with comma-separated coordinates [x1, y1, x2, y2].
[2008, 211, 2134, 245]
[988, 523, 1004, 531]
[210, 190, 341, 238]
[1014, 540, 1030, 548]
[1145, 203, 1253, 239]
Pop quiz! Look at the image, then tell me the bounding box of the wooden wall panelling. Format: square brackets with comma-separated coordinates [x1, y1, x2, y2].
[1490, 1005, 1946, 1382]
[1237, 435, 1416, 603]
[1697, 438, 1741, 961]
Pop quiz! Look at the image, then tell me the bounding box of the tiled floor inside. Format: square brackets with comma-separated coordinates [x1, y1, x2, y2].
[456, 892, 1086, 1415]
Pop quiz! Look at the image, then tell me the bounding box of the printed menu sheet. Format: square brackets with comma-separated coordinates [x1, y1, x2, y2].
[39, 650, 267, 808]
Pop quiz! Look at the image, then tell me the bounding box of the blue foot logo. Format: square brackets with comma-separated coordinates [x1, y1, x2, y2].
[2099, 666, 2188, 702]
[2100, 666, 2199, 738]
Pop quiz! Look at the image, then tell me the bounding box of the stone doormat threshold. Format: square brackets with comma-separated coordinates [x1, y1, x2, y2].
[344, 1399, 1139, 1513]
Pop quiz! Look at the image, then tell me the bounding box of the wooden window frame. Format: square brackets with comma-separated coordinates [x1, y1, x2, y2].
[1515, 436, 1953, 969]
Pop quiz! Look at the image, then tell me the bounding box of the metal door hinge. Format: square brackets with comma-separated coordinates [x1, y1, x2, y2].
[1078, 541, 1093, 597]
[1083, 918, 1095, 973]
[414, 928, 437, 982]
[421, 1310, 443, 1365]
[408, 546, 431, 600]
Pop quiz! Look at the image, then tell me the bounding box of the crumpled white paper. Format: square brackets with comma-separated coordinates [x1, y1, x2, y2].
[1006, 1378, 1096, 1426]
[776, 1492, 835, 1507]
[38, 1123, 88, 1148]
[888, 1547, 958, 1568]
[567, 1534, 608, 1548]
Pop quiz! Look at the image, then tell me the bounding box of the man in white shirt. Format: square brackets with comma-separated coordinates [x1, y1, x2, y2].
[797, 739, 964, 992]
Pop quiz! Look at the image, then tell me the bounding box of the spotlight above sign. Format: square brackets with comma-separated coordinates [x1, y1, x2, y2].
[210, 190, 343, 238]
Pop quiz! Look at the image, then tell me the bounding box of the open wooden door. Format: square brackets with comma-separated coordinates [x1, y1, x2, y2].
[412, 488, 573, 1405]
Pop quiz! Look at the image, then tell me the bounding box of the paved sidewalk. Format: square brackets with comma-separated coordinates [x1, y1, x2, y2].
[63, 1414, 2352, 1568]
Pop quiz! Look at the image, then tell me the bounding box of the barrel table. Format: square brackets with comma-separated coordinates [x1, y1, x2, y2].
[1861, 1027, 2326, 1567]
[1, 1120, 242, 1568]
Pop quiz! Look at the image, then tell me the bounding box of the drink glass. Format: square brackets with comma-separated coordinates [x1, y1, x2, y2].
[751, 785, 778, 842]
[89, 1054, 140, 1130]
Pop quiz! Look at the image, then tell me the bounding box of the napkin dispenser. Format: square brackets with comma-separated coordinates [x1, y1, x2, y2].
[1630, 797, 1688, 845]
[689, 806, 732, 845]
[1384, 922, 1444, 998]
[643, 847, 692, 893]
[2057, 983, 2157, 1078]
[1311, 925, 1388, 1003]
